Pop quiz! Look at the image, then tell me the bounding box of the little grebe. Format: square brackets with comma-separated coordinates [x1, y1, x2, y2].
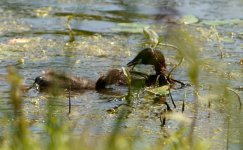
[32, 48, 173, 92]
[95, 69, 127, 89]
[127, 48, 167, 75]
[127, 48, 171, 86]
[33, 69, 126, 92]
[127, 48, 190, 88]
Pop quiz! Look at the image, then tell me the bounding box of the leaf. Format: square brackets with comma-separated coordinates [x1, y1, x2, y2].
[201, 19, 243, 26]
[35, 7, 52, 17]
[122, 67, 131, 84]
[143, 26, 159, 46]
[221, 36, 234, 43]
[177, 15, 199, 25]
[240, 58, 243, 65]
[238, 33, 243, 40]
[111, 23, 148, 33]
[145, 85, 169, 95]
[18, 58, 25, 64]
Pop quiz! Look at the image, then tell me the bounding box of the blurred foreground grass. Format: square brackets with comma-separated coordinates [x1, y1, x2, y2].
[1, 67, 208, 150]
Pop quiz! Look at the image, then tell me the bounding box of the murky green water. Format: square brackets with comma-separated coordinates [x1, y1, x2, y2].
[0, 0, 243, 149]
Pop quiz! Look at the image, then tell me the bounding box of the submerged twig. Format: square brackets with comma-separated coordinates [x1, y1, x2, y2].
[66, 16, 75, 43]
[169, 88, 176, 108]
[68, 86, 71, 114]
[159, 101, 172, 127]
[171, 78, 191, 88]
[182, 90, 187, 113]
[208, 100, 211, 118]
[167, 57, 184, 78]
[160, 109, 167, 127]
[182, 98, 185, 113]
[226, 87, 242, 109]
[164, 101, 172, 111]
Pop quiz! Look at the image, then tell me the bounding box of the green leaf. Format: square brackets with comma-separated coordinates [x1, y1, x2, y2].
[122, 67, 131, 84]
[145, 85, 169, 95]
[177, 15, 199, 25]
[240, 58, 243, 65]
[111, 23, 148, 33]
[143, 26, 159, 47]
[201, 19, 243, 26]
[238, 33, 243, 40]
[221, 36, 234, 43]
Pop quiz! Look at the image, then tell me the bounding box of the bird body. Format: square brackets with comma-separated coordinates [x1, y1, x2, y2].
[127, 48, 167, 75]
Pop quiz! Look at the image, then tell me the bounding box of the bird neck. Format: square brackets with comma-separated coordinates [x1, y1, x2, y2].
[95, 76, 106, 89]
[154, 63, 166, 75]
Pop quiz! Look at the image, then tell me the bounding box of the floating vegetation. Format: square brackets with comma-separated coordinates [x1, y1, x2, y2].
[240, 58, 243, 65]
[145, 85, 169, 95]
[177, 15, 199, 25]
[111, 23, 148, 33]
[201, 19, 243, 26]
[35, 7, 53, 17]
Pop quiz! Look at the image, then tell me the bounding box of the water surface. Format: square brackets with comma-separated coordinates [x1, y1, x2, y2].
[0, 0, 243, 149]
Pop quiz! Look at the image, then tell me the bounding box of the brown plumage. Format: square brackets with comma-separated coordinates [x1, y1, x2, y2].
[127, 48, 171, 86]
[127, 48, 167, 75]
[32, 48, 172, 92]
[33, 69, 127, 92]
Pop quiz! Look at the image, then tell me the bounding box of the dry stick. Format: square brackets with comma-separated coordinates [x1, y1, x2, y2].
[171, 79, 190, 88]
[159, 43, 179, 50]
[158, 43, 182, 80]
[160, 44, 192, 88]
[167, 57, 184, 78]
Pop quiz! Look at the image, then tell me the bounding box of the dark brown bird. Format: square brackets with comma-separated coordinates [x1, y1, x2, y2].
[33, 69, 126, 92]
[127, 48, 171, 86]
[127, 48, 190, 88]
[30, 48, 175, 92]
[127, 48, 167, 75]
